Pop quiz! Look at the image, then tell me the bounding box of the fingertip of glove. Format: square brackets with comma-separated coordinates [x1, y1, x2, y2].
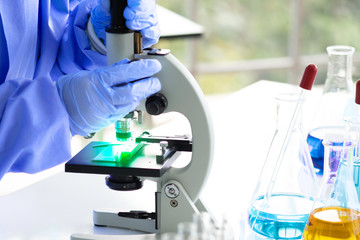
[129, 59, 161, 73]
[146, 59, 162, 72]
[149, 77, 161, 92]
[114, 59, 131, 66]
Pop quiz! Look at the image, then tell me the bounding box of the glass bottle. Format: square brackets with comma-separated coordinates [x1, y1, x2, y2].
[307, 45, 356, 173]
[302, 136, 360, 239]
[192, 212, 216, 240]
[248, 92, 319, 239]
[161, 233, 182, 240]
[177, 222, 198, 240]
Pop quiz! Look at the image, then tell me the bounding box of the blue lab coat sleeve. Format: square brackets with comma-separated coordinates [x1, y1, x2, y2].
[0, 0, 105, 179]
[0, 78, 71, 176]
[53, 0, 107, 79]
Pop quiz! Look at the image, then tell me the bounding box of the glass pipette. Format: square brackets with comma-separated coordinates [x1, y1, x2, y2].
[263, 64, 318, 203]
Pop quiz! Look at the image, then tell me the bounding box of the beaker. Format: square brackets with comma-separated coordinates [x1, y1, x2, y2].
[307, 45, 357, 172]
[302, 137, 360, 239]
[248, 93, 318, 239]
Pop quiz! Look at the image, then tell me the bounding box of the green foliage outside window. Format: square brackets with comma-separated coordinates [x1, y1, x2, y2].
[156, 0, 360, 94]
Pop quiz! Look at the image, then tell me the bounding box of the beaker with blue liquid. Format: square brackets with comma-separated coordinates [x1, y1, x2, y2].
[307, 45, 357, 173]
[248, 90, 319, 239]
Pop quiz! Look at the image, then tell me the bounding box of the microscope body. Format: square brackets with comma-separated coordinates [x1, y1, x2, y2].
[107, 31, 214, 232]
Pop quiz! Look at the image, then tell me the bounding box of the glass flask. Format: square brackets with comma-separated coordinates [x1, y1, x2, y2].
[302, 136, 360, 239]
[307, 45, 356, 173]
[248, 93, 319, 239]
[161, 233, 182, 240]
[344, 116, 360, 201]
[216, 215, 234, 240]
[192, 212, 216, 240]
[177, 222, 198, 240]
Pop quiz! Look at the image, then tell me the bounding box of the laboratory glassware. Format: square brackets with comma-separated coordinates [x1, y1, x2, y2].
[161, 233, 182, 240]
[344, 116, 360, 201]
[177, 222, 199, 240]
[216, 215, 235, 240]
[307, 45, 356, 172]
[343, 80, 360, 201]
[192, 212, 216, 240]
[302, 137, 360, 239]
[248, 65, 319, 239]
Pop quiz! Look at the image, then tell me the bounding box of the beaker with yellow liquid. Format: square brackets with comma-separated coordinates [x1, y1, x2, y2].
[303, 206, 360, 239]
[302, 136, 360, 240]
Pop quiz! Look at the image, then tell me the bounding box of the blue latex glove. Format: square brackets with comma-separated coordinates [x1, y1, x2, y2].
[91, 0, 160, 48]
[57, 59, 161, 136]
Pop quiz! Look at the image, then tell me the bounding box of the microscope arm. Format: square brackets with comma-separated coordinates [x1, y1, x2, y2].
[136, 52, 214, 202]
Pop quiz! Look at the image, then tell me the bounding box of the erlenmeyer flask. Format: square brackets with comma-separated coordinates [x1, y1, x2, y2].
[302, 136, 360, 239]
[344, 115, 360, 201]
[248, 92, 319, 239]
[307, 45, 357, 173]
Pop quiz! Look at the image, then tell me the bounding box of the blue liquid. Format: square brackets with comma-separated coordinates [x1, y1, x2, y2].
[307, 126, 345, 173]
[248, 193, 314, 239]
[306, 134, 324, 172]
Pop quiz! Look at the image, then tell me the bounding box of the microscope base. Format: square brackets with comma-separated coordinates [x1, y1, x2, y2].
[71, 233, 157, 240]
[93, 210, 159, 233]
[70, 181, 212, 239]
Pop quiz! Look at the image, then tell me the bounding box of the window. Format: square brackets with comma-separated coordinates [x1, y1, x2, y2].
[157, 0, 360, 94]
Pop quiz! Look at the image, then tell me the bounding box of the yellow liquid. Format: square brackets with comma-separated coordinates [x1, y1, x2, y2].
[302, 206, 360, 240]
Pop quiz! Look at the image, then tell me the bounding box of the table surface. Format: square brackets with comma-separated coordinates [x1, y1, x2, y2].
[0, 80, 321, 240]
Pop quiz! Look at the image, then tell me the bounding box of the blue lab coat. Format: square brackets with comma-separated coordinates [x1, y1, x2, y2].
[0, 0, 106, 178]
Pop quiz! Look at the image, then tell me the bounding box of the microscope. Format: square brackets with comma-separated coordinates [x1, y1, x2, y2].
[65, 1, 214, 239]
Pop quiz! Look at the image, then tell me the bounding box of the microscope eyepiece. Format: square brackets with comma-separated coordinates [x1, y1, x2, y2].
[107, 0, 133, 33]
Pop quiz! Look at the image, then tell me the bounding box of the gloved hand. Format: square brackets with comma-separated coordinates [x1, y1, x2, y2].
[57, 59, 161, 136]
[91, 0, 160, 48]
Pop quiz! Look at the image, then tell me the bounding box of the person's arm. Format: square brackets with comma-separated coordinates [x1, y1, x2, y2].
[0, 77, 71, 179]
[53, 0, 107, 80]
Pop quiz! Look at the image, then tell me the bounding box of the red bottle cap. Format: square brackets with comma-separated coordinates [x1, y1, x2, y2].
[299, 64, 318, 90]
[356, 80, 360, 105]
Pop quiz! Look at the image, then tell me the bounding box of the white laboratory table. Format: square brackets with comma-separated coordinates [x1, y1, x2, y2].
[0, 80, 320, 240]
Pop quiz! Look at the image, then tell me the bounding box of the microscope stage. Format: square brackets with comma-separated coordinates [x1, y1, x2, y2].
[65, 141, 179, 178]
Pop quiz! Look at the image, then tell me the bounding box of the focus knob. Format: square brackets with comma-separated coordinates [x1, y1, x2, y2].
[146, 93, 168, 115]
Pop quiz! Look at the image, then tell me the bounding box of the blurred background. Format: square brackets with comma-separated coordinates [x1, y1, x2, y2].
[156, 0, 360, 94]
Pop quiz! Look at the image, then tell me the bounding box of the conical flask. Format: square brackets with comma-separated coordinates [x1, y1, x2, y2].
[302, 136, 360, 239]
[343, 80, 360, 203]
[344, 115, 360, 202]
[307, 45, 357, 173]
[248, 65, 319, 239]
